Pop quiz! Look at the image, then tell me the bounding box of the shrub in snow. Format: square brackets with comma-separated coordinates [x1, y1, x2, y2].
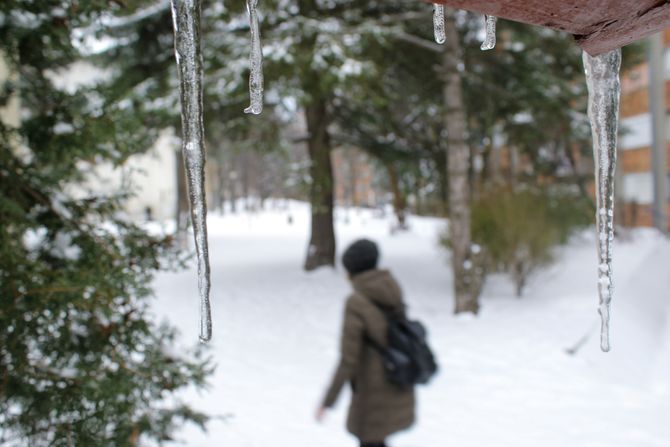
[443, 186, 592, 297]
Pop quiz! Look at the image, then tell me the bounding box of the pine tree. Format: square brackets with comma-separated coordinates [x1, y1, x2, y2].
[0, 2, 211, 445]
[202, 0, 418, 270]
[92, 1, 445, 271]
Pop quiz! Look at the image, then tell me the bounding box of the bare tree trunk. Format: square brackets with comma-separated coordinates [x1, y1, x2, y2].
[241, 151, 251, 210]
[443, 8, 479, 314]
[349, 150, 358, 207]
[229, 155, 238, 213]
[479, 122, 496, 193]
[489, 125, 503, 187]
[386, 161, 407, 229]
[216, 153, 226, 213]
[434, 150, 449, 213]
[304, 98, 336, 271]
[414, 170, 423, 215]
[508, 145, 519, 187]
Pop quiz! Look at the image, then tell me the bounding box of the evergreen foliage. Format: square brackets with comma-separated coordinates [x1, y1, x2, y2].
[202, 0, 433, 268]
[0, 2, 211, 445]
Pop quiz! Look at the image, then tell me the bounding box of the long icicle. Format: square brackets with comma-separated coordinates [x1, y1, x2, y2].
[170, 0, 212, 342]
[582, 48, 621, 352]
[433, 4, 446, 44]
[244, 0, 264, 115]
[480, 15, 497, 50]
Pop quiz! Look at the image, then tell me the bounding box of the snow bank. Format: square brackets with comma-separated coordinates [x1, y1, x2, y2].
[580, 230, 670, 389]
[152, 203, 670, 447]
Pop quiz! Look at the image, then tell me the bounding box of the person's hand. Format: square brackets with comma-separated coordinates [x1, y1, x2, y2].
[315, 406, 327, 423]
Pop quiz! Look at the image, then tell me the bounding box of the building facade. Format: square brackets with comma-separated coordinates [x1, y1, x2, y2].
[618, 31, 670, 229]
[331, 147, 379, 208]
[0, 51, 20, 129]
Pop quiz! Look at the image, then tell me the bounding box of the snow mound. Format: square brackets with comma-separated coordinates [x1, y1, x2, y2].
[581, 230, 670, 390]
[152, 205, 670, 447]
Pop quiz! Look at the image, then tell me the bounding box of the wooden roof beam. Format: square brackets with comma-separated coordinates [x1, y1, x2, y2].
[430, 0, 670, 55]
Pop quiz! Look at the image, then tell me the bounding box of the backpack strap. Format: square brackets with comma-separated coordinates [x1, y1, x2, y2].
[359, 293, 401, 319]
[358, 294, 402, 355]
[363, 331, 385, 352]
[351, 292, 385, 351]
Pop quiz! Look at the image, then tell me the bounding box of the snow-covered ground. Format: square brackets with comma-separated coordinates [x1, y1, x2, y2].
[152, 202, 670, 447]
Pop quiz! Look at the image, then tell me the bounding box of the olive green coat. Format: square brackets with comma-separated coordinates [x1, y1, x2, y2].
[322, 269, 415, 442]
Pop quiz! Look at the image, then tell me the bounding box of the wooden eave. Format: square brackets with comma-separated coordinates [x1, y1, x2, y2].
[430, 0, 670, 55]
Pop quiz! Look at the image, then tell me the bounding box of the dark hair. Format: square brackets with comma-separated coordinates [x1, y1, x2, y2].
[342, 239, 379, 276]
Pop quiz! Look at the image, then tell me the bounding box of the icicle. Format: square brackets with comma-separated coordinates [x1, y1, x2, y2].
[582, 48, 621, 353]
[433, 4, 446, 45]
[170, 0, 212, 342]
[244, 0, 264, 115]
[480, 15, 497, 51]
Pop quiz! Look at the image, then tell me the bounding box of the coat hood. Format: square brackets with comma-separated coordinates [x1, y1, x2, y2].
[351, 269, 404, 315]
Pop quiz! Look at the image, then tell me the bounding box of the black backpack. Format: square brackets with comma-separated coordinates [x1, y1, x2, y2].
[365, 301, 438, 388]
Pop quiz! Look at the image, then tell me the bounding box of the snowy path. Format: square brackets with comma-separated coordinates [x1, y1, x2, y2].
[152, 203, 670, 447]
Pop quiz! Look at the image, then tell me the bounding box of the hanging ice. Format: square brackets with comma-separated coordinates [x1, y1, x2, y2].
[244, 0, 264, 115]
[170, 0, 212, 342]
[583, 48, 621, 353]
[480, 15, 497, 50]
[433, 4, 446, 45]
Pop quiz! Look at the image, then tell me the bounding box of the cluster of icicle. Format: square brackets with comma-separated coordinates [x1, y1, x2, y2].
[168, 1, 621, 351]
[432, 4, 496, 50]
[431, 5, 621, 352]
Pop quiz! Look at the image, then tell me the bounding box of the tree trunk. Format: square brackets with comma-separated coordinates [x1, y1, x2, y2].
[434, 150, 449, 213]
[386, 161, 407, 229]
[508, 145, 520, 186]
[479, 124, 495, 194]
[229, 155, 238, 213]
[241, 151, 251, 210]
[489, 125, 503, 187]
[303, 98, 336, 271]
[349, 150, 358, 207]
[413, 170, 423, 215]
[442, 8, 479, 314]
[216, 155, 226, 213]
[513, 260, 527, 298]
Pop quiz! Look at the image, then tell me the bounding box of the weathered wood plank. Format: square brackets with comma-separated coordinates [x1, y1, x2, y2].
[430, 0, 670, 54]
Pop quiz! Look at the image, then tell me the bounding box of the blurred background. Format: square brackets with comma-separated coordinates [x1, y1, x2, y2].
[1, 1, 669, 446]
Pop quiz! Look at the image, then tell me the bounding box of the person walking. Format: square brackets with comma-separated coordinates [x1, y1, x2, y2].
[316, 239, 415, 447]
